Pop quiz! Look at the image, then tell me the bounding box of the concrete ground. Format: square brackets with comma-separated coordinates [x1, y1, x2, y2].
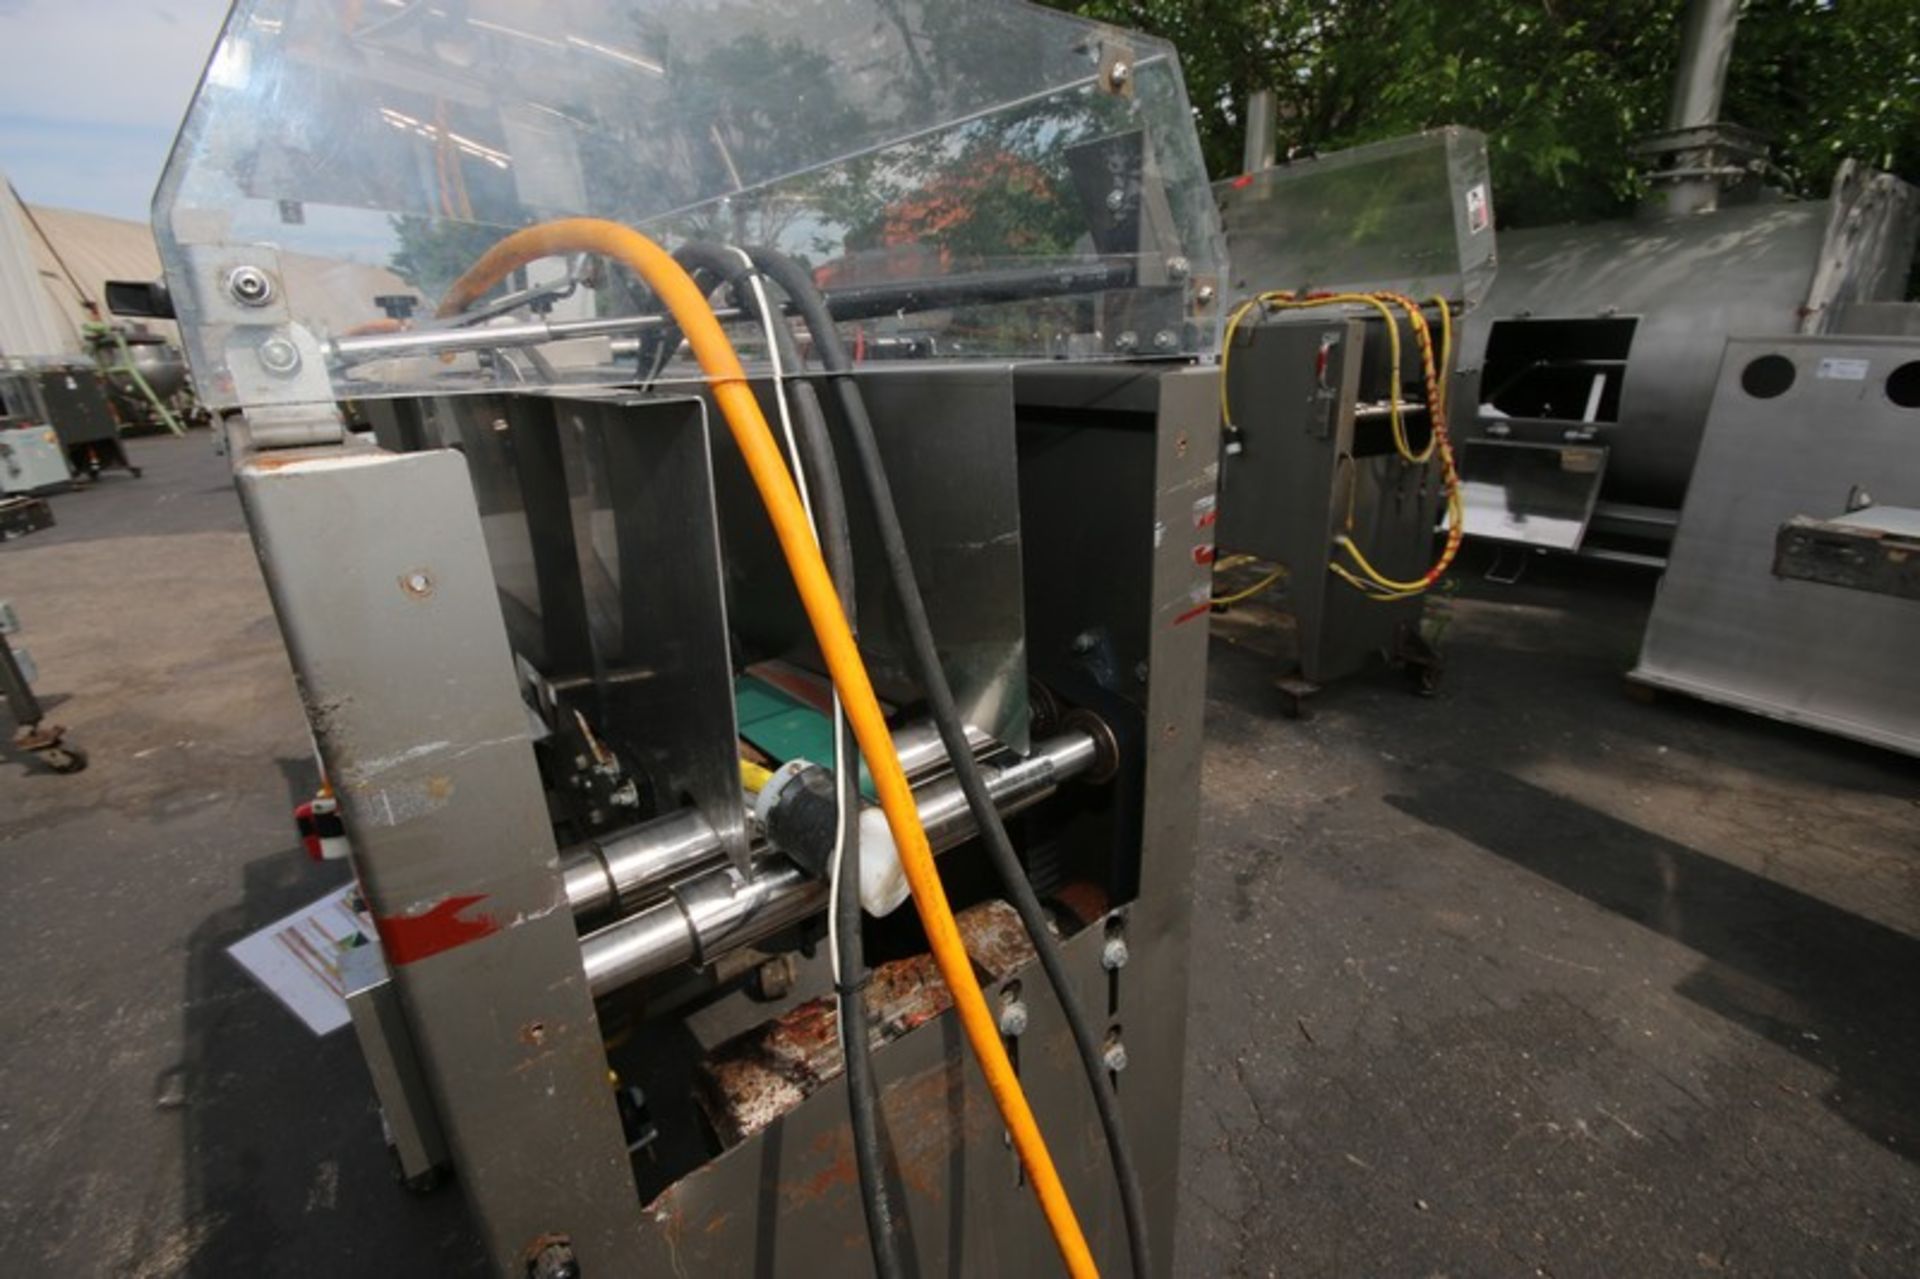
[2, 434, 1915, 1277]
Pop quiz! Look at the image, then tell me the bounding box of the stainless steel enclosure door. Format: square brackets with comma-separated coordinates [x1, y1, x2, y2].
[1632, 336, 1920, 754]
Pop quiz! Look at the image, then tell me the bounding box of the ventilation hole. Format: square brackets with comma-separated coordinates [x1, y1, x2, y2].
[1741, 354, 1796, 400]
[1887, 361, 1920, 410]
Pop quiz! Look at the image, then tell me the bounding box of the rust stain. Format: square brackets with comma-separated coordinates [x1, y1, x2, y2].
[695, 900, 1037, 1148]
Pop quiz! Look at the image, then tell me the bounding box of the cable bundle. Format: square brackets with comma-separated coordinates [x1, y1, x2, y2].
[1219, 289, 1463, 602]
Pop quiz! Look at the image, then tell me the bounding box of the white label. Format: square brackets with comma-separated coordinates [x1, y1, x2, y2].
[1817, 357, 1869, 381]
[1465, 183, 1490, 234]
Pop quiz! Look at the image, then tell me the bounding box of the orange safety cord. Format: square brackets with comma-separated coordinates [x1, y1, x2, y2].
[440, 219, 1099, 1279]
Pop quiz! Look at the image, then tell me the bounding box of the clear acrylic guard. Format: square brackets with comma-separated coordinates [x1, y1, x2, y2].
[154, 0, 1227, 411]
[1216, 128, 1496, 310]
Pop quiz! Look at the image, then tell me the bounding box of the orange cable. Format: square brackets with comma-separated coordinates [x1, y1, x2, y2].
[438, 218, 1099, 1278]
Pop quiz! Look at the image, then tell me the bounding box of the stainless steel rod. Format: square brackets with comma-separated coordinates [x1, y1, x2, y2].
[578, 728, 1100, 997]
[560, 719, 999, 919]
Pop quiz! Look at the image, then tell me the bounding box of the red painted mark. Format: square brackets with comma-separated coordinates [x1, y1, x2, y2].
[1192, 544, 1216, 565]
[1173, 602, 1210, 626]
[1195, 509, 1218, 529]
[376, 894, 499, 965]
[1231, 174, 1254, 189]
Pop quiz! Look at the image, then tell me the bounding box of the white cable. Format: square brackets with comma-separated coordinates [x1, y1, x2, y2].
[745, 268, 849, 989]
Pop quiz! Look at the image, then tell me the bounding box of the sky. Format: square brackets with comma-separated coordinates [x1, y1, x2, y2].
[0, 0, 231, 220]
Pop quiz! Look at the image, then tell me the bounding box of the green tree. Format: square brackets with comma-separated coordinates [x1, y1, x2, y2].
[1049, 0, 1920, 231]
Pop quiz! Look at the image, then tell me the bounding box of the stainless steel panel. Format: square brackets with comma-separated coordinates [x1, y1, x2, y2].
[554, 391, 747, 867]
[342, 943, 447, 1183]
[235, 441, 648, 1270]
[1216, 318, 1435, 683]
[1631, 335, 1920, 755]
[1459, 439, 1609, 551]
[709, 369, 1030, 753]
[439, 389, 746, 867]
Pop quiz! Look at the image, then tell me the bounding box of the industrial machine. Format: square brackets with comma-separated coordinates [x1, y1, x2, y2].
[1452, 0, 1919, 566]
[0, 362, 142, 481]
[0, 420, 73, 494]
[86, 319, 199, 436]
[1210, 129, 1494, 702]
[1631, 333, 1920, 755]
[154, 2, 1225, 1275]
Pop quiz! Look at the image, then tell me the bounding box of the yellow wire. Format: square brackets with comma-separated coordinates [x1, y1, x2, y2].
[1233, 292, 1424, 466]
[1211, 565, 1286, 607]
[1218, 289, 1464, 601]
[439, 220, 1099, 1279]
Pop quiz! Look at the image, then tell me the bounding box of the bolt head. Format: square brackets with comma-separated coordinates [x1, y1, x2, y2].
[1195, 284, 1217, 305]
[1166, 256, 1190, 279]
[1114, 331, 1138, 353]
[1102, 1040, 1129, 1074]
[1105, 188, 1126, 212]
[256, 337, 301, 375]
[998, 1000, 1029, 1038]
[1153, 330, 1177, 351]
[1101, 936, 1131, 971]
[227, 265, 274, 307]
[1106, 60, 1132, 89]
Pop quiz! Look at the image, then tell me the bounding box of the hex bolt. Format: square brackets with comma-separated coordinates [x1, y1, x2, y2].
[1195, 283, 1217, 306]
[998, 999, 1030, 1038]
[1105, 188, 1126, 213]
[1106, 59, 1131, 91]
[1102, 1038, 1129, 1074]
[1165, 256, 1190, 280]
[1153, 330, 1177, 351]
[1070, 630, 1098, 654]
[256, 337, 301, 376]
[227, 265, 275, 308]
[1101, 936, 1131, 972]
[1114, 331, 1138, 353]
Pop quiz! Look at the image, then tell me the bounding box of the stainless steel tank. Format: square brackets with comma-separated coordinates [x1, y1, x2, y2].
[110, 334, 189, 403]
[1454, 166, 1918, 555]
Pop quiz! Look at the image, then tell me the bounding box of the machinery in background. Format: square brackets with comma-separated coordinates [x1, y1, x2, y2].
[1630, 333, 1920, 756]
[1451, 0, 1918, 568]
[155, 2, 1225, 1275]
[0, 600, 86, 774]
[1211, 129, 1494, 705]
[85, 318, 199, 436]
[0, 420, 72, 494]
[0, 362, 141, 482]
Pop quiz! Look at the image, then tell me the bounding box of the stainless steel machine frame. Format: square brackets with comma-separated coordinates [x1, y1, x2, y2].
[1631, 334, 1920, 755]
[156, 4, 1229, 1270]
[1215, 317, 1443, 693]
[1210, 129, 1490, 698]
[229, 362, 1218, 1275]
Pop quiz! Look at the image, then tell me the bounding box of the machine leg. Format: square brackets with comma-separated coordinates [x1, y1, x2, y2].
[0, 631, 85, 774]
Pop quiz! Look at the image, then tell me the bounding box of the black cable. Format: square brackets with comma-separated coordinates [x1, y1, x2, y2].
[746, 245, 1153, 1278]
[673, 241, 905, 1279]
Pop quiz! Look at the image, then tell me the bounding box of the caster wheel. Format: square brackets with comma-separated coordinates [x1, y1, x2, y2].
[41, 745, 87, 774]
